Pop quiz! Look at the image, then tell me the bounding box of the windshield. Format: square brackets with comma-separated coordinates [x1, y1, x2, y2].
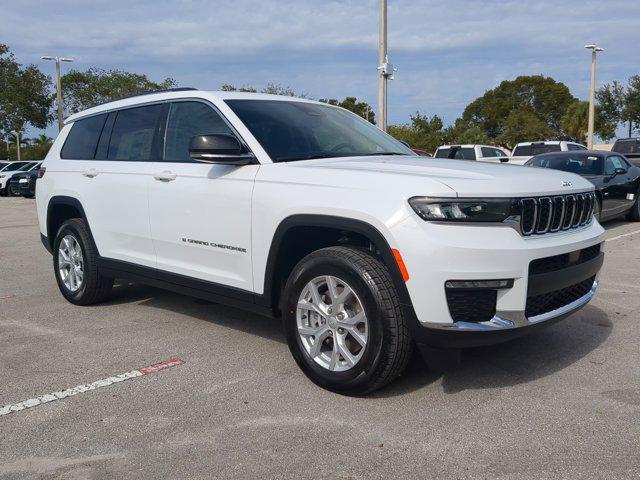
[19, 162, 37, 171]
[225, 100, 415, 162]
[2, 161, 29, 171]
[527, 154, 603, 175]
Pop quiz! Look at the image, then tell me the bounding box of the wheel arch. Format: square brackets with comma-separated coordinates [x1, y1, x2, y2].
[261, 214, 416, 320]
[46, 196, 91, 251]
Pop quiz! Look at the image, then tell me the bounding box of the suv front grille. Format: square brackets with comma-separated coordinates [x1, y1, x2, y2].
[525, 276, 595, 317]
[520, 192, 595, 236]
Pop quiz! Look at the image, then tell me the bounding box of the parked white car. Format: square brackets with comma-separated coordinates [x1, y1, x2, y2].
[434, 144, 509, 163]
[510, 141, 587, 165]
[0, 161, 40, 196]
[36, 89, 604, 394]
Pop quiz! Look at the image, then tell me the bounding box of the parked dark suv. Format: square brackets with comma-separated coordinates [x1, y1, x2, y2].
[612, 138, 640, 165]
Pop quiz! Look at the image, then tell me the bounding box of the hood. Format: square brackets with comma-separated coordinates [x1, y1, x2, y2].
[292, 156, 594, 197]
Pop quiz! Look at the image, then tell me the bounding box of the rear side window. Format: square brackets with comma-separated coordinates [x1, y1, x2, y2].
[164, 101, 234, 162]
[567, 143, 587, 151]
[435, 147, 475, 160]
[613, 140, 639, 155]
[60, 114, 108, 159]
[512, 145, 530, 156]
[107, 104, 164, 161]
[531, 144, 561, 155]
[435, 148, 450, 158]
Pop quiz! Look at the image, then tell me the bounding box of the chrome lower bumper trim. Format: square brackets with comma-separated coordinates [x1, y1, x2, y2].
[430, 280, 598, 331]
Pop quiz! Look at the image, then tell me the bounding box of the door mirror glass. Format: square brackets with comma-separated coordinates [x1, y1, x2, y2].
[188, 134, 254, 165]
[614, 167, 627, 175]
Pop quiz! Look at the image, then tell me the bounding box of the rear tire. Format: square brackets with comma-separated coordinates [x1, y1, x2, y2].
[53, 218, 113, 305]
[282, 246, 412, 395]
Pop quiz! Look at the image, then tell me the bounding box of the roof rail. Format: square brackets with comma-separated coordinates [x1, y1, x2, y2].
[90, 87, 199, 109]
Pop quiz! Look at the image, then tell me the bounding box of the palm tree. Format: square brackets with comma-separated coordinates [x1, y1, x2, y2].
[33, 133, 53, 146]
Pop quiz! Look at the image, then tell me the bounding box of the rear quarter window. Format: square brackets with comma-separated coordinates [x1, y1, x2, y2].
[613, 140, 639, 155]
[60, 114, 108, 160]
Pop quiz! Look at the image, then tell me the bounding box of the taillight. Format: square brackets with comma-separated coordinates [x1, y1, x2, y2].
[38, 167, 46, 178]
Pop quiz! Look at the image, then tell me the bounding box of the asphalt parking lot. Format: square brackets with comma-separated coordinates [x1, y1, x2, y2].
[1, 197, 639, 479]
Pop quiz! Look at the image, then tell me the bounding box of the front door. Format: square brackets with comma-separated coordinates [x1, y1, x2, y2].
[148, 100, 257, 292]
[602, 155, 635, 217]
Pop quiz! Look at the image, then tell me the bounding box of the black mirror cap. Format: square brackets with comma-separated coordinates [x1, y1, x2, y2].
[188, 134, 255, 164]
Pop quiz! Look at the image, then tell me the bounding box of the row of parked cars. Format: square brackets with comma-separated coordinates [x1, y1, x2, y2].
[429, 138, 640, 223]
[0, 161, 43, 198]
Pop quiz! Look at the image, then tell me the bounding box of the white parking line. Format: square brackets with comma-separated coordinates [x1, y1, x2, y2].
[0, 359, 183, 417]
[605, 229, 640, 243]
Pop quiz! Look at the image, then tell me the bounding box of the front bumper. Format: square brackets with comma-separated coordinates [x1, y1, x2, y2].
[391, 215, 605, 348]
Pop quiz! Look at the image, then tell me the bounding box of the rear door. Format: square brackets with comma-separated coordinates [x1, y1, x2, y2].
[63, 105, 163, 267]
[148, 100, 258, 291]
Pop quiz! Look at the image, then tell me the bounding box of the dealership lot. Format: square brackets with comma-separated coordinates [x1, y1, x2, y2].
[1, 197, 639, 479]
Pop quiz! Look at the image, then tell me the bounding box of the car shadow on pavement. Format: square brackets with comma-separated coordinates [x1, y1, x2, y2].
[104, 281, 286, 344]
[373, 304, 612, 397]
[104, 282, 611, 397]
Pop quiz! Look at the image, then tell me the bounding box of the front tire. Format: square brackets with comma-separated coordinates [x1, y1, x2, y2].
[282, 246, 412, 395]
[53, 218, 113, 305]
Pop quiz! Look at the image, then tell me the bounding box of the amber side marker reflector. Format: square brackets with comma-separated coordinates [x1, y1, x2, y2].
[391, 249, 409, 282]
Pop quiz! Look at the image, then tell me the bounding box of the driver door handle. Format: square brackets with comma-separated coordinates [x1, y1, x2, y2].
[154, 171, 177, 182]
[82, 168, 98, 178]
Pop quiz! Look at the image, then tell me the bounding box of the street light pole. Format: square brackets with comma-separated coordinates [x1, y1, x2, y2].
[41, 55, 73, 131]
[377, 0, 388, 132]
[377, 0, 396, 132]
[10, 131, 20, 161]
[584, 44, 603, 150]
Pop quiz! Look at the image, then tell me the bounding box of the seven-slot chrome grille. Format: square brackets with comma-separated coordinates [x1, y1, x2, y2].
[520, 192, 596, 236]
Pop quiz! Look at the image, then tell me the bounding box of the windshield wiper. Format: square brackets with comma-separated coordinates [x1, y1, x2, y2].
[358, 152, 410, 156]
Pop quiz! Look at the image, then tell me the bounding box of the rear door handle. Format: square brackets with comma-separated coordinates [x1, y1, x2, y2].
[153, 171, 177, 182]
[82, 168, 98, 178]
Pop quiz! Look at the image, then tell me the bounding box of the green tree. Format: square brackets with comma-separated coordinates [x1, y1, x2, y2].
[597, 76, 640, 137]
[319, 96, 375, 123]
[61, 68, 176, 113]
[0, 44, 53, 138]
[496, 110, 554, 147]
[221, 83, 307, 98]
[560, 100, 617, 143]
[462, 75, 575, 141]
[388, 112, 445, 151]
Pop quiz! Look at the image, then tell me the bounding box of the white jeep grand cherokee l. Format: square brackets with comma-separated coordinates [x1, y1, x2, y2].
[36, 89, 605, 394]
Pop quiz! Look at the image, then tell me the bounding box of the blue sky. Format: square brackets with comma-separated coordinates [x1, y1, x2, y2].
[4, 0, 640, 139]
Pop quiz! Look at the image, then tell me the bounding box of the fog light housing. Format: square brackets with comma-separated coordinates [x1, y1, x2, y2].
[444, 279, 514, 289]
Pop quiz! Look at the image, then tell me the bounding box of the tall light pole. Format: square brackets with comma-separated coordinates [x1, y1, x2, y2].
[41, 55, 73, 131]
[10, 131, 20, 161]
[584, 44, 603, 150]
[377, 0, 396, 132]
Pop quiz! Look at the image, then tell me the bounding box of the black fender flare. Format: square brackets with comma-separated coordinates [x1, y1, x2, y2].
[261, 214, 419, 326]
[45, 196, 92, 250]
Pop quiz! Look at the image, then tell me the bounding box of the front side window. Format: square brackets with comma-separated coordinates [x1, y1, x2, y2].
[528, 154, 603, 175]
[567, 143, 587, 151]
[107, 104, 164, 161]
[480, 147, 505, 158]
[164, 101, 234, 162]
[225, 100, 414, 162]
[61, 114, 108, 160]
[605, 155, 627, 175]
[435, 147, 475, 160]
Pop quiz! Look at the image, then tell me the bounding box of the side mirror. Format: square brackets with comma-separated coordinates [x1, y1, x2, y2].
[615, 167, 627, 175]
[499, 157, 509, 163]
[189, 134, 255, 165]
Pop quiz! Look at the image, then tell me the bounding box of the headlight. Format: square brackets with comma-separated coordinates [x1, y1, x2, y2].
[409, 197, 515, 222]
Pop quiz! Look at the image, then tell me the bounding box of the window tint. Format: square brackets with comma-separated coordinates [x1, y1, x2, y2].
[107, 105, 164, 161]
[164, 102, 234, 162]
[567, 143, 587, 151]
[480, 147, 506, 158]
[531, 144, 561, 155]
[225, 100, 413, 162]
[613, 139, 639, 154]
[60, 114, 108, 160]
[435, 147, 475, 160]
[528, 154, 603, 175]
[605, 155, 627, 174]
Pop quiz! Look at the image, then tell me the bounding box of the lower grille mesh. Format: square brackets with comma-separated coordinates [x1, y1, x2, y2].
[446, 289, 497, 323]
[525, 276, 595, 317]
